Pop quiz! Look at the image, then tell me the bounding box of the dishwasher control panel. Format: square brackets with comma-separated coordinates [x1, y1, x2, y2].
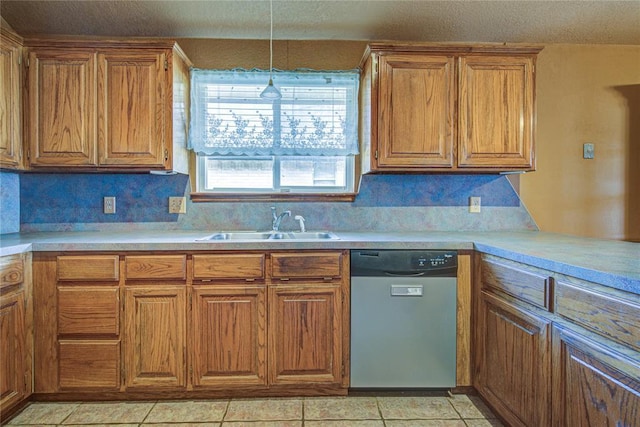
[351, 250, 457, 277]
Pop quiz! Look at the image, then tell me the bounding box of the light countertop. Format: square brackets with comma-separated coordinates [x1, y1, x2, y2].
[1, 230, 638, 294]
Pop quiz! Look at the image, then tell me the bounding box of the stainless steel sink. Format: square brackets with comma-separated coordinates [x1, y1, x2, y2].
[198, 231, 339, 241]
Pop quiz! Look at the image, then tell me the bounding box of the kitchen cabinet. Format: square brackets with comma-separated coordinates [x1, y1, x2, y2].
[191, 254, 267, 387]
[0, 253, 32, 421]
[123, 255, 187, 389]
[24, 37, 191, 172]
[0, 27, 24, 170]
[359, 43, 541, 173]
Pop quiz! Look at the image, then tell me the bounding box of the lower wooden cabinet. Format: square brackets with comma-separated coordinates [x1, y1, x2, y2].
[0, 290, 27, 410]
[552, 325, 640, 427]
[123, 286, 186, 388]
[475, 290, 552, 427]
[269, 284, 343, 385]
[191, 285, 267, 387]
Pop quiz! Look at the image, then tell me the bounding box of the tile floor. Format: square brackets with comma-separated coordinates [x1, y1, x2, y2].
[5, 395, 503, 426]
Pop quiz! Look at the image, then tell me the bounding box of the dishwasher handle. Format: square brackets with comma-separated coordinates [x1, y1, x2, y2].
[385, 271, 426, 277]
[390, 285, 424, 296]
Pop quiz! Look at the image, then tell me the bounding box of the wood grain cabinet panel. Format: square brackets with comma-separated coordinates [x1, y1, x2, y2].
[58, 287, 119, 336]
[475, 290, 551, 427]
[57, 255, 119, 281]
[0, 254, 24, 290]
[0, 28, 23, 169]
[0, 290, 26, 411]
[27, 49, 97, 167]
[376, 54, 455, 168]
[193, 254, 265, 280]
[458, 55, 535, 169]
[123, 286, 186, 388]
[552, 325, 640, 427]
[271, 252, 342, 279]
[97, 50, 166, 167]
[125, 255, 186, 281]
[192, 286, 267, 387]
[555, 279, 640, 352]
[58, 340, 120, 389]
[268, 285, 342, 385]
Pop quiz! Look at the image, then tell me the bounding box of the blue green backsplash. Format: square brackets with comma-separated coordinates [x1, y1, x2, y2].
[13, 173, 537, 233]
[0, 171, 20, 234]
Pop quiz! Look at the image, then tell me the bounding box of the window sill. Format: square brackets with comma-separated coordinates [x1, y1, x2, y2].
[190, 192, 356, 203]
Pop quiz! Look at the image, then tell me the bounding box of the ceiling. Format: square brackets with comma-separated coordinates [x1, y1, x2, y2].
[1, 0, 639, 45]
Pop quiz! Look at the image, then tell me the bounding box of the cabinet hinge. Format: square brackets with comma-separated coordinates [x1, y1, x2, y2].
[18, 55, 22, 66]
[24, 372, 29, 390]
[164, 148, 169, 162]
[189, 293, 192, 310]
[164, 59, 169, 71]
[25, 57, 29, 68]
[342, 363, 345, 377]
[374, 150, 378, 160]
[26, 149, 30, 160]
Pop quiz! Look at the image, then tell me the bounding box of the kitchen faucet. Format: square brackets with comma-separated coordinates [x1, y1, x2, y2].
[271, 207, 291, 231]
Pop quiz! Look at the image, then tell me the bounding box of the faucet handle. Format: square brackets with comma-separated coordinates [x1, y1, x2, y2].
[294, 215, 306, 233]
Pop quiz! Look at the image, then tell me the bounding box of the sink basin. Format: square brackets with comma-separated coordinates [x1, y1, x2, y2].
[198, 231, 339, 241]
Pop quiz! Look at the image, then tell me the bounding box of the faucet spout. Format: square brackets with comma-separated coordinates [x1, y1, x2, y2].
[271, 207, 291, 231]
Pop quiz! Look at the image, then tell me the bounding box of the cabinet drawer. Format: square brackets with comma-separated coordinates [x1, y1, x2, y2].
[125, 255, 186, 280]
[59, 340, 120, 389]
[57, 255, 119, 281]
[193, 254, 265, 280]
[555, 280, 640, 352]
[58, 287, 119, 336]
[271, 252, 342, 279]
[0, 254, 24, 290]
[481, 257, 551, 310]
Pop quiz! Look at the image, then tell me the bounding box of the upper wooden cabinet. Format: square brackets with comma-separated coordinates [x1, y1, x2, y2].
[0, 27, 23, 170]
[24, 38, 191, 173]
[359, 43, 542, 173]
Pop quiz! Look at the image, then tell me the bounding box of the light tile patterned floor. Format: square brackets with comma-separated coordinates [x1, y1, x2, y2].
[5, 395, 503, 426]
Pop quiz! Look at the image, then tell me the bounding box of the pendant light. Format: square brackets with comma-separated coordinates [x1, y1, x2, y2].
[260, 0, 282, 100]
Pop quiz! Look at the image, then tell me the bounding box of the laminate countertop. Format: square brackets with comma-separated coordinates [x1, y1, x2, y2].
[1, 230, 638, 294]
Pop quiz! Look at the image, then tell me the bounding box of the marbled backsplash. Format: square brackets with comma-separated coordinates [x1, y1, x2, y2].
[0, 171, 20, 234]
[14, 172, 538, 233]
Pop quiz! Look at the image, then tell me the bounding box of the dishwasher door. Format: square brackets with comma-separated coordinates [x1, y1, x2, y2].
[350, 275, 457, 388]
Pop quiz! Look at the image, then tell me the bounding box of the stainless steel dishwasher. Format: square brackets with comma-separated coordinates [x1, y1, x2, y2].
[350, 250, 457, 389]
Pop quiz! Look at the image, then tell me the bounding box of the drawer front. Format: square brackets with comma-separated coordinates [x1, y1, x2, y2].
[481, 257, 550, 310]
[271, 252, 343, 279]
[59, 340, 120, 389]
[193, 254, 265, 280]
[125, 255, 187, 280]
[0, 254, 24, 289]
[58, 287, 119, 336]
[57, 255, 119, 281]
[555, 280, 640, 352]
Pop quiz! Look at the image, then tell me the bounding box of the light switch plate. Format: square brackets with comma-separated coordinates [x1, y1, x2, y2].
[583, 143, 595, 159]
[469, 196, 481, 213]
[104, 197, 116, 214]
[169, 197, 187, 214]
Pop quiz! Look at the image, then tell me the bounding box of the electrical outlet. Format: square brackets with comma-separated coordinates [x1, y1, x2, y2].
[103, 196, 116, 214]
[469, 196, 481, 213]
[169, 197, 187, 214]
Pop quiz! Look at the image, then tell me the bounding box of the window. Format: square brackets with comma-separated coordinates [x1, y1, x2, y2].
[189, 69, 359, 195]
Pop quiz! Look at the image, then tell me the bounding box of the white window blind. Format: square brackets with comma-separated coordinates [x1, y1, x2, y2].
[189, 69, 359, 156]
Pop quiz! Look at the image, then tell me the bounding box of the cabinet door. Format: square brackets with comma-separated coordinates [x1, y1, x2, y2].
[123, 286, 185, 388]
[476, 291, 551, 427]
[192, 286, 267, 387]
[0, 291, 26, 411]
[97, 50, 167, 167]
[0, 33, 22, 169]
[27, 49, 97, 166]
[268, 285, 342, 385]
[552, 325, 640, 427]
[377, 54, 455, 169]
[458, 55, 535, 169]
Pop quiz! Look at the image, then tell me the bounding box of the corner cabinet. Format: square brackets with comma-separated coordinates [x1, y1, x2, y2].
[360, 43, 542, 173]
[24, 38, 191, 173]
[0, 27, 24, 170]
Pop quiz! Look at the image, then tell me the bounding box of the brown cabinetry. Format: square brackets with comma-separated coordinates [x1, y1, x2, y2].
[0, 27, 24, 169]
[0, 253, 32, 420]
[360, 43, 541, 173]
[24, 38, 191, 172]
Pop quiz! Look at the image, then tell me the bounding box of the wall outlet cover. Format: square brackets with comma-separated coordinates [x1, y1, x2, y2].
[103, 196, 116, 214]
[469, 196, 481, 213]
[583, 143, 595, 159]
[169, 197, 187, 214]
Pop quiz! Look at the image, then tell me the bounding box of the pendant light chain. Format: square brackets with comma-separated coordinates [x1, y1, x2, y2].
[269, 0, 274, 80]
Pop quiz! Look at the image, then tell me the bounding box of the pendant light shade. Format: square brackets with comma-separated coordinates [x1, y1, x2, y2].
[260, 0, 281, 100]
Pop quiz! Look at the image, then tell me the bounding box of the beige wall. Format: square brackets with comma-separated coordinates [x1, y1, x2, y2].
[180, 39, 640, 241]
[522, 44, 640, 241]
